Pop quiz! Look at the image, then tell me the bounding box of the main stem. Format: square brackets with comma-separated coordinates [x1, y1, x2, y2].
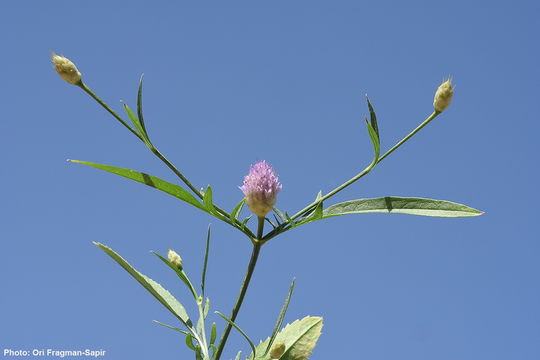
[214, 217, 264, 360]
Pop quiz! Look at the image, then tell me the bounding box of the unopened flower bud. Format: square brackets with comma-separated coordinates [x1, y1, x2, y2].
[168, 249, 183, 270]
[433, 78, 454, 113]
[270, 342, 286, 359]
[239, 161, 282, 217]
[51, 53, 82, 85]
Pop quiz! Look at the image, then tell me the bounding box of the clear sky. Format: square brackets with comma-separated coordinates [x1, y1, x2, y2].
[1, 1, 539, 359]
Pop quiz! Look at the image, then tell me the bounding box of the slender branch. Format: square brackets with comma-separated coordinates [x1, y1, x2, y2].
[377, 110, 439, 163]
[78, 83, 143, 141]
[78, 82, 255, 236]
[214, 218, 264, 360]
[262, 111, 441, 241]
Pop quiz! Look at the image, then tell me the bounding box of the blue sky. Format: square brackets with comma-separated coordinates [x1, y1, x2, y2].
[1, 1, 539, 359]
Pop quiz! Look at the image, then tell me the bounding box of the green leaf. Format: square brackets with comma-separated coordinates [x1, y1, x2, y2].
[94, 242, 193, 329]
[273, 207, 287, 223]
[234, 351, 242, 360]
[250, 316, 323, 360]
[203, 297, 210, 319]
[323, 197, 484, 218]
[365, 119, 380, 162]
[124, 103, 150, 145]
[216, 311, 256, 358]
[210, 322, 217, 345]
[137, 74, 147, 134]
[185, 333, 198, 351]
[265, 217, 277, 230]
[153, 320, 191, 336]
[264, 278, 296, 356]
[201, 225, 211, 298]
[70, 160, 206, 212]
[297, 202, 323, 226]
[366, 95, 379, 140]
[230, 198, 246, 222]
[203, 186, 216, 214]
[151, 251, 198, 300]
[285, 212, 296, 228]
[241, 215, 252, 228]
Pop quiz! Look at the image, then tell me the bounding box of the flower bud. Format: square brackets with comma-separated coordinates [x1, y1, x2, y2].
[239, 161, 282, 217]
[270, 342, 286, 359]
[51, 53, 82, 85]
[433, 78, 454, 113]
[168, 249, 183, 270]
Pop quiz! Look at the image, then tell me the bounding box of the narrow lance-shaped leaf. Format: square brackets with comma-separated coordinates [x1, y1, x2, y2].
[323, 197, 484, 218]
[69, 160, 206, 212]
[230, 198, 245, 222]
[203, 185, 216, 214]
[365, 118, 380, 162]
[137, 74, 147, 134]
[264, 278, 296, 356]
[185, 334, 198, 351]
[94, 242, 193, 330]
[210, 322, 217, 345]
[203, 297, 210, 319]
[124, 103, 151, 146]
[151, 251, 198, 300]
[153, 320, 191, 336]
[366, 95, 379, 140]
[201, 225, 211, 298]
[216, 311, 257, 358]
[273, 207, 287, 223]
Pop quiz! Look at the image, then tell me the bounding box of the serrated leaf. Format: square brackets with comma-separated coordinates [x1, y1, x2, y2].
[323, 197, 484, 218]
[250, 316, 323, 360]
[366, 96, 379, 140]
[264, 278, 295, 356]
[151, 251, 198, 300]
[70, 160, 206, 212]
[94, 242, 193, 329]
[230, 198, 246, 222]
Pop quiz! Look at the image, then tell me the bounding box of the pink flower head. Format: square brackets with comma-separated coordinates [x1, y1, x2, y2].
[239, 161, 282, 217]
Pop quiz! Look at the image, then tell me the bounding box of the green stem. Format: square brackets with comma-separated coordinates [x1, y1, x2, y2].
[214, 218, 264, 360]
[263, 110, 440, 241]
[78, 83, 143, 141]
[377, 110, 439, 163]
[78, 82, 254, 236]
